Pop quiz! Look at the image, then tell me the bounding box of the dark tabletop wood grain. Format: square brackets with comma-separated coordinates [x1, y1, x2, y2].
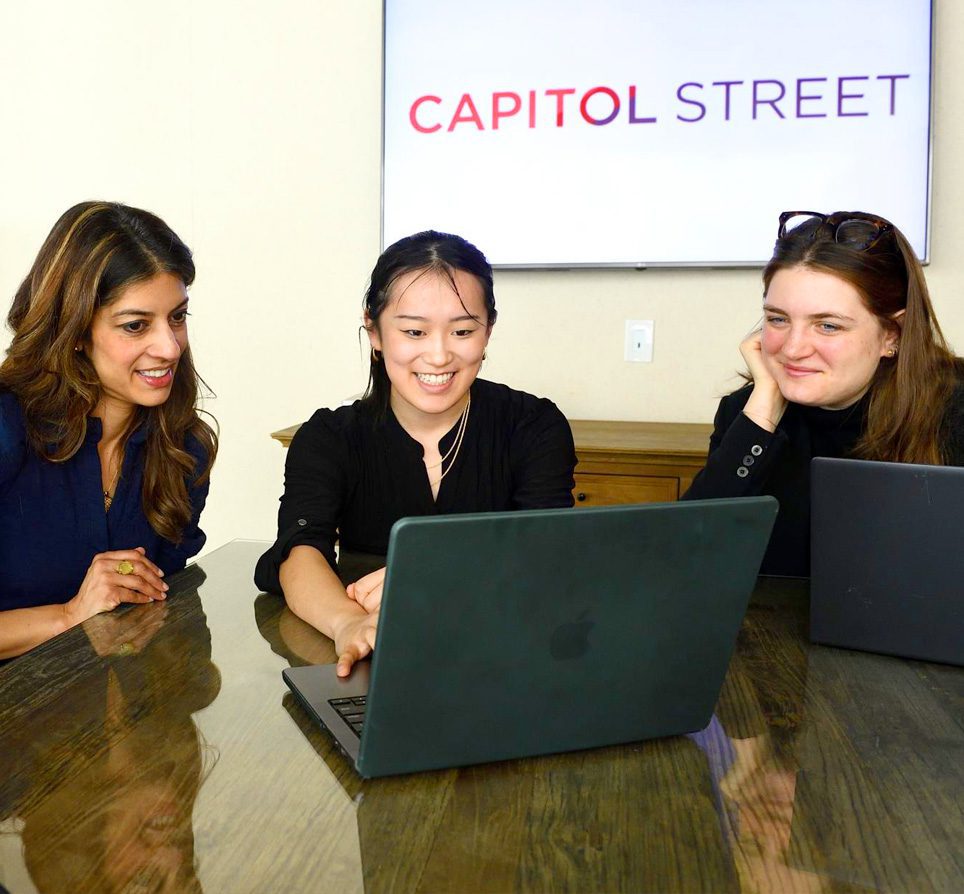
[1, 542, 961, 893]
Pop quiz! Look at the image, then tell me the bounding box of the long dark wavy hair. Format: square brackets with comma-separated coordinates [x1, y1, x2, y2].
[361, 230, 497, 418]
[0, 201, 217, 542]
[763, 213, 964, 464]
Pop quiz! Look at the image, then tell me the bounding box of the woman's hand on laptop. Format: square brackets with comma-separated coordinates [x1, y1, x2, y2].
[333, 611, 379, 677]
[346, 567, 386, 614]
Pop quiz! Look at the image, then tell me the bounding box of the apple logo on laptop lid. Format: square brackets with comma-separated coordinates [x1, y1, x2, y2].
[550, 610, 594, 661]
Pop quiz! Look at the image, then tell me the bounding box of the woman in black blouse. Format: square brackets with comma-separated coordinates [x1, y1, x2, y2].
[685, 211, 964, 576]
[255, 231, 576, 674]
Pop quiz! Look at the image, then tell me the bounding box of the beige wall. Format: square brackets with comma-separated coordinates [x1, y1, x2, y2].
[2, 2, 963, 554]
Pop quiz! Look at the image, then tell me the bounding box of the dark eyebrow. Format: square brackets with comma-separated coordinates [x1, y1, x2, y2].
[393, 313, 478, 323]
[764, 304, 855, 323]
[111, 299, 189, 318]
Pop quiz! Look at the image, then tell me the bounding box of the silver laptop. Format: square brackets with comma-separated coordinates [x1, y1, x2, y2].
[811, 457, 964, 665]
[283, 497, 778, 777]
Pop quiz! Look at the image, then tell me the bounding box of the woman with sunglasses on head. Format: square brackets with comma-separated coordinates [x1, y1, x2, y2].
[685, 211, 964, 576]
[255, 231, 576, 676]
[0, 202, 217, 660]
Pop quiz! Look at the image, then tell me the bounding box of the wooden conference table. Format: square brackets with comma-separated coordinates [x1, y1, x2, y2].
[1, 540, 961, 893]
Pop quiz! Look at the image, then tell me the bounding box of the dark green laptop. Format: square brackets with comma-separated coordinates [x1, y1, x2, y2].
[283, 497, 777, 778]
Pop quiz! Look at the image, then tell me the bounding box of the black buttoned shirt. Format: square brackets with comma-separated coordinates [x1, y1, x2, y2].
[254, 379, 576, 594]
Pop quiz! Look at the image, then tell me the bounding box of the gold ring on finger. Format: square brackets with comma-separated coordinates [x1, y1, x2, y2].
[116, 560, 135, 575]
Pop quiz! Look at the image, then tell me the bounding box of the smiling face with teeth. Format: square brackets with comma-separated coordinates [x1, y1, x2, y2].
[367, 266, 492, 430]
[87, 272, 189, 426]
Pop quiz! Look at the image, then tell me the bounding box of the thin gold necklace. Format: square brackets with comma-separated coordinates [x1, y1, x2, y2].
[426, 395, 471, 487]
[103, 454, 121, 512]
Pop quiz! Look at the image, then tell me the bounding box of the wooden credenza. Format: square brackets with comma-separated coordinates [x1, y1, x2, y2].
[271, 419, 712, 507]
[270, 424, 303, 448]
[568, 420, 712, 506]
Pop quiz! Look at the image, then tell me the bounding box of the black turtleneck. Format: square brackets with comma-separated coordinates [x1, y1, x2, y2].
[685, 385, 931, 577]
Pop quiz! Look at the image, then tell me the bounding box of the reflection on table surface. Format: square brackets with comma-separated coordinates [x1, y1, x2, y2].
[1, 540, 961, 893]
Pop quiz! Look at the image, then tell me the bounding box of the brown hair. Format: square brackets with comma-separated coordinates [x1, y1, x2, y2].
[0, 201, 217, 541]
[763, 214, 964, 464]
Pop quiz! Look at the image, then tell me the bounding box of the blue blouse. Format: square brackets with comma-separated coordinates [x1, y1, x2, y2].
[0, 391, 209, 612]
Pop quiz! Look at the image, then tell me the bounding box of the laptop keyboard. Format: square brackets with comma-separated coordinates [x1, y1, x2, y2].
[330, 696, 367, 737]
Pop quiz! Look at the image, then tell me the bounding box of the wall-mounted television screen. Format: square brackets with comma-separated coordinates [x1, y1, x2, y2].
[382, 1, 932, 267]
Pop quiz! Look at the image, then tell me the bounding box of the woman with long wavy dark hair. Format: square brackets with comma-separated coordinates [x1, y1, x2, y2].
[0, 201, 217, 658]
[685, 210, 964, 575]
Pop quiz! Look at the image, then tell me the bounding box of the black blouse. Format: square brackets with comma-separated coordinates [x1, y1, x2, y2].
[255, 379, 577, 593]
